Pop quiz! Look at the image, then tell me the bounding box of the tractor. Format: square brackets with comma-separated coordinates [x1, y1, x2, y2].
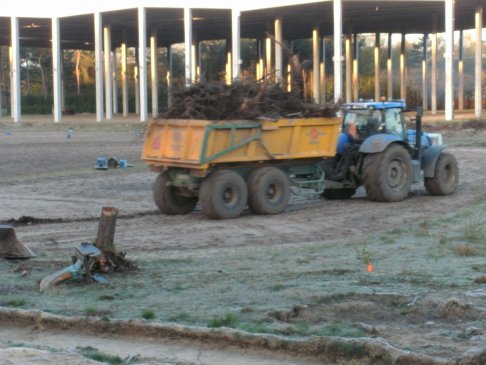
[321, 100, 459, 201]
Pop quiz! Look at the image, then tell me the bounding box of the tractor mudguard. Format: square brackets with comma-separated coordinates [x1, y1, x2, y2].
[358, 134, 404, 154]
[422, 145, 448, 178]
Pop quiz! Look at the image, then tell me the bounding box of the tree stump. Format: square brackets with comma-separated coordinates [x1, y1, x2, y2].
[95, 207, 118, 254]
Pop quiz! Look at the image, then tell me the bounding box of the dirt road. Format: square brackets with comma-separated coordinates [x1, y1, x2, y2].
[1, 126, 486, 364]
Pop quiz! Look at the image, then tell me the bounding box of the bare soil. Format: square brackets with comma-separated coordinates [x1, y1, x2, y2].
[0, 123, 486, 364]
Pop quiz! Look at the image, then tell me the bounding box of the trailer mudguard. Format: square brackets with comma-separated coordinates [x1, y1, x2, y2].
[422, 145, 448, 178]
[358, 134, 403, 154]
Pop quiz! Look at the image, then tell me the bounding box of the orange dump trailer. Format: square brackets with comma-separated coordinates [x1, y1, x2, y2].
[142, 117, 341, 219]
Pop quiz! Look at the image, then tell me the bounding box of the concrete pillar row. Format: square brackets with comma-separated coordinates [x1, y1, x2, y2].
[150, 29, 159, 118]
[444, 0, 454, 121]
[184, 7, 193, 87]
[52, 17, 62, 123]
[374, 32, 380, 101]
[11, 17, 21, 122]
[475, 6, 483, 118]
[232, 9, 241, 82]
[321, 37, 327, 104]
[104, 25, 113, 120]
[138, 6, 148, 122]
[400, 34, 406, 101]
[458, 30, 464, 111]
[265, 36, 272, 78]
[274, 17, 282, 83]
[387, 33, 393, 100]
[168, 45, 173, 108]
[422, 34, 428, 110]
[121, 39, 128, 117]
[333, 0, 343, 104]
[94, 13, 103, 122]
[112, 50, 119, 114]
[312, 26, 320, 104]
[431, 17, 437, 115]
[345, 31, 352, 103]
[352, 34, 359, 101]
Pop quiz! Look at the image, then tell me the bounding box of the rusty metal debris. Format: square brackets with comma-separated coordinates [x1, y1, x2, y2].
[0, 224, 36, 259]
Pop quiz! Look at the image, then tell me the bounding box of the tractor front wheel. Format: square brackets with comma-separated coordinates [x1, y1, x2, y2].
[362, 144, 412, 202]
[425, 152, 459, 195]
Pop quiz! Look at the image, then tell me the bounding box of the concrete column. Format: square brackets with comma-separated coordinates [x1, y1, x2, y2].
[321, 37, 327, 104]
[9, 47, 13, 117]
[422, 34, 428, 110]
[0, 47, 2, 117]
[52, 17, 62, 123]
[10, 17, 21, 122]
[374, 33, 380, 101]
[150, 29, 158, 118]
[104, 25, 113, 120]
[265, 36, 272, 77]
[134, 66, 140, 115]
[475, 6, 483, 118]
[353, 34, 359, 101]
[312, 26, 320, 104]
[138, 6, 147, 122]
[168, 45, 173, 107]
[94, 13, 103, 122]
[232, 9, 241, 81]
[345, 32, 352, 103]
[191, 42, 197, 83]
[112, 50, 118, 114]
[400, 34, 406, 101]
[444, 0, 454, 121]
[333, 0, 343, 104]
[387, 33, 393, 100]
[431, 18, 437, 115]
[275, 18, 282, 83]
[184, 7, 192, 87]
[121, 41, 128, 116]
[458, 30, 463, 111]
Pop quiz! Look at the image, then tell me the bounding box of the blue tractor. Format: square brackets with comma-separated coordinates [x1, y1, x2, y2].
[321, 100, 459, 201]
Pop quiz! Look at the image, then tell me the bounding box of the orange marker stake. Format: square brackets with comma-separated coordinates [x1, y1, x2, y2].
[367, 262, 374, 273]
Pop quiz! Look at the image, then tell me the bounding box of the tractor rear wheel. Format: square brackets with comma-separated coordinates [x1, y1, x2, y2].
[362, 144, 412, 202]
[247, 167, 290, 214]
[153, 171, 198, 215]
[424, 152, 459, 195]
[200, 170, 248, 219]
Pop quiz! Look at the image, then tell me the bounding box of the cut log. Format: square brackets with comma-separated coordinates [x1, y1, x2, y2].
[95, 207, 118, 254]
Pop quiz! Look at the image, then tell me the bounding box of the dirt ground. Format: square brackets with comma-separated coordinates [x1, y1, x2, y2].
[1, 122, 486, 364]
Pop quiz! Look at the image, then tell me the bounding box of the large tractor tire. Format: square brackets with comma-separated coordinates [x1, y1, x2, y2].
[362, 144, 412, 202]
[424, 152, 459, 196]
[153, 171, 198, 215]
[322, 188, 356, 200]
[247, 167, 290, 214]
[200, 170, 248, 219]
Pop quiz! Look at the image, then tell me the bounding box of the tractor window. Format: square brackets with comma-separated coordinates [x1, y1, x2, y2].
[384, 108, 404, 137]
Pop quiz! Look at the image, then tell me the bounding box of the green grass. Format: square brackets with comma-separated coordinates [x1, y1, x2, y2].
[5, 298, 26, 307]
[77, 346, 124, 365]
[207, 313, 238, 328]
[141, 309, 156, 320]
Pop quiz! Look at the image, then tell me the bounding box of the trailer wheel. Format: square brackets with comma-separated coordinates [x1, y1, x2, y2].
[247, 167, 290, 214]
[153, 171, 198, 215]
[200, 170, 248, 219]
[322, 188, 356, 200]
[424, 152, 459, 196]
[362, 144, 412, 202]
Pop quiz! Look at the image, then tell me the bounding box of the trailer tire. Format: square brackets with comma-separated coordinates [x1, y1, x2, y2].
[247, 167, 290, 214]
[362, 144, 412, 202]
[200, 170, 248, 219]
[153, 171, 198, 215]
[424, 152, 459, 196]
[322, 188, 356, 200]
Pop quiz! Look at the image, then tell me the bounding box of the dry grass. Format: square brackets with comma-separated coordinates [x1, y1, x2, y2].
[454, 245, 477, 257]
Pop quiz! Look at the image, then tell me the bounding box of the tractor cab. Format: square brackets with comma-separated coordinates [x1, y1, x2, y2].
[341, 100, 406, 140]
